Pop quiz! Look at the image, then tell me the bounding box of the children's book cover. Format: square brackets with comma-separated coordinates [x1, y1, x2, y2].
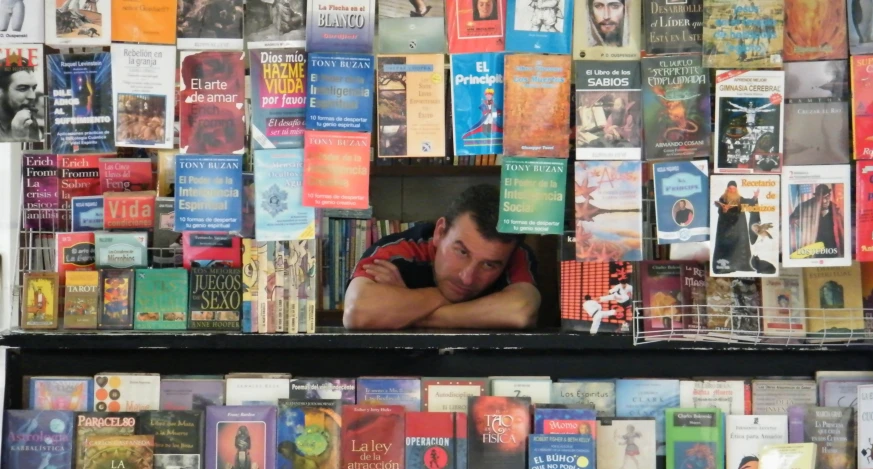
[22, 272, 58, 329]
[573, 0, 640, 60]
[302, 130, 370, 210]
[702, 0, 784, 68]
[596, 417, 656, 468]
[98, 268, 133, 330]
[205, 406, 277, 469]
[575, 60, 642, 161]
[111, 0, 176, 44]
[246, 0, 306, 49]
[378, 0, 445, 53]
[0, 46, 44, 143]
[47, 52, 115, 154]
[505, 0, 572, 53]
[653, 160, 709, 244]
[784, 60, 850, 165]
[174, 154, 243, 233]
[709, 175, 780, 277]
[176, 0, 243, 50]
[643, 0, 703, 55]
[63, 270, 99, 329]
[305, 0, 375, 52]
[29, 377, 93, 410]
[467, 396, 530, 469]
[781, 165, 851, 268]
[3, 410, 74, 469]
[783, 0, 847, 61]
[45, 0, 111, 46]
[0, 0, 43, 43]
[133, 268, 188, 330]
[574, 161, 643, 262]
[250, 49, 306, 150]
[178, 51, 246, 155]
[503, 54, 571, 158]
[254, 149, 315, 241]
[563, 261, 634, 334]
[851, 1, 873, 54]
[852, 55, 873, 160]
[445, 0, 506, 53]
[277, 399, 342, 469]
[305, 53, 374, 132]
[450, 52, 505, 156]
[377, 54, 446, 158]
[111, 44, 175, 149]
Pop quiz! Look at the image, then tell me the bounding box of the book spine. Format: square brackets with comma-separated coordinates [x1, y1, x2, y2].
[257, 243, 269, 334]
[275, 241, 286, 333]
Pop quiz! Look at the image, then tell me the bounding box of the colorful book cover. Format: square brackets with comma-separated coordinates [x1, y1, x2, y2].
[74, 412, 138, 469]
[702, 0, 784, 68]
[852, 55, 873, 160]
[241, 172, 256, 238]
[761, 268, 806, 337]
[679, 262, 707, 332]
[136, 410, 202, 469]
[23, 152, 59, 231]
[178, 51, 246, 154]
[3, 410, 74, 469]
[99, 158, 153, 192]
[783, 0, 847, 62]
[571, 262, 634, 334]
[289, 378, 357, 403]
[302, 130, 370, 209]
[714, 70, 785, 174]
[574, 161, 643, 261]
[0, 46, 44, 142]
[174, 154, 243, 232]
[29, 377, 93, 411]
[71, 195, 103, 231]
[529, 435, 595, 469]
[781, 165, 851, 267]
[245, 0, 306, 49]
[498, 157, 566, 235]
[98, 268, 134, 330]
[225, 378, 290, 406]
[445, 0, 506, 53]
[342, 405, 405, 469]
[726, 415, 788, 469]
[205, 406, 277, 469]
[575, 60, 642, 161]
[421, 378, 486, 413]
[640, 262, 682, 335]
[250, 49, 306, 150]
[665, 408, 724, 469]
[641, 56, 711, 161]
[534, 407, 596, 434]
[504, 0, 572, 53]
[94, 231, 148, 269]
[0, 0, 43, 43]
[851, 3, 873, 55]
[155, 150, 175, 196]
[552, 380, 616, 416]
[709, 175, 780, 277]
[103, 191, 156, 230]
[377, 0, 445, 54]
[643, 0, 703, 55]
[596, 417, 656, 468]
[45, 0, 111, 46]
[21, 272, 59, 330]
[406, 412, 463, 469]
[59, 154, 101, 212]
[278, 399, 342, 469]
[797, 407, 855, 469]
[572, 0, 640, 60]
[182, 232, 242, 269]
[93, 373, 160, 412]
[450, 52, 505, 156]
[254, 149, 315, 241]
[47, 52, 114, 154]
[111, 0, 176, 44]
[357, 377, 422, 411]
[467, 396, 530, 469]
[241, 238, 260, 333]
[153, 197, 182, 268]
[653, 160, 709, 244]
[56, 231, 95, 285]
[305, 53, 374, 132]
[503, 54, 571, 158]
[803, 264, 865, 340]
[376, 54, 446, 158]
[176, 0, 243, 50]
[860, 161, 873, 260]
[133, 268, 188, 330]
[305, 0, 375, 52]
[188, 267, 243, 331]
[160, 378, 225, 411]
[110, 43, 175, 149]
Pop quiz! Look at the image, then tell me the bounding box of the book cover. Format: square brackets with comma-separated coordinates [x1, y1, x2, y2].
[226, 378, 290, 406]
[783, 0, 847, 61]
[534, 407, 596, 434]
[751, 380, 816, 415]
[205, 406, 277, 469]
[98, 268, 134, 330]
[679, 380, 749, 415]
[99, 158, 153, 192]
[103, 191, 155, 230]
[421, 378, 486, 413]
[490, 378, 551, 404]
[56, 231, 95, 285]
[0, 46, 44, 142]
[174, 154, 243, 232]
[250, 49, 306, 150]
[575, 60, 642, 161]
[178, 51, 246, 154]
[133, 268, 188, 330]
[574, 161, 643, 262]
[449, 52, 505, 156]
[709, 175, 780, 277]
[853, 55, 873, 159]
[47, 52, 114, 154]
[643, 0, 703, 55]
[497, 157, 567, 236]
[289, 378, 357, 403]
[155, 150, 175, 196]
[305, 53, 374, 132]
[160, 378, 225, 411]
[153, 197, 182, 268]
[760, 443, 817, 469]
[342, 405, 405, 469]
[566, 261, 634, 334]
[529, 435, 595, 469]
[726, 415, 788, 469]
[573, 0, 640, 60]
[653, 160, 709, 244]
[377, 0, 445, 54]
[0, 0, 43, 43]
[781, 165, 851, 267]
[761, 268, 806, 337]
[94, 373, 160, 412]
[245, 0, 306, 49]
[551, 380, 616, 416]
[859, 385, 873, 469]
[714, 70, 785, 174]
[503, 54, 571, 158]
[290, 238, 317, 332]
[800, 407, 855, 469]
[71, 195, 103, 231]
[241, 238, 260, 333]
[702, 0, 784, 68]
[467, 396, 530, 469]
[111, 0, 176, 44]
[640, 262, 682, 335]
[29, 377, 93, 410]
[596, 417, 656, 468]
[111, 43, 175, 149]
[182, 232, 242, 269]
[241, 172, 256, 238]
[445, 0, 506, 53]
[679, 262, 707, 332]
[861, 162, 873, 261]
[254, 149, 315, 241]
[665, 408, 724, 469]
[357, 377, 421, 411]
[278, 399, 342, 469]
[821, 379, 870, 408]
[23, 152, 59, 231]
[406, 412, 463, 469]
[305, 0, 375, 52]
[376, 54, 446, 158]
[3, 410, 74, 469]
[94, 231, 148, 269]
[302, 130, 370, 209]
[45, 0, 111, 46]
[136, 411, 202, 469]
[641, 56, 711, 161]
[256, 241, 276, 333]
[851, 2, 873, 55]
[74, 412, 138, 469]
[504, 0, 572, 53]
[803, 263, 865, 340]
[22, 272, 59, 330]
[783, 60, 851, 165]
[60, 155, 101, 213]
[188, 267, 243, 331]
[176, 0, 243, 49]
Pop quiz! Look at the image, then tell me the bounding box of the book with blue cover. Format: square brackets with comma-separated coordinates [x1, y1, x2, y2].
[29, 377, 93, 411]
[305, 53, 374, 132]
[277, 399, 342, 469]
[254, 149, 315, 241]
[449, 52, 505, 156]
[306, 0, 375, 53]
[174, 155, 243, 232]
[71, 196, 104, 231]
[357, 377, 422, 411]
[528, 435, 595, 469]
[615, 379, 680, 456]
[505, 0, 573, 54]
[653, 160, 710, 244]
[3, 410, 75, 469]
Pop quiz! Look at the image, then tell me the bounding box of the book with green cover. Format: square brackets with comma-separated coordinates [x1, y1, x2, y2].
[134, 268, 189, 330]
[666, 408, 724, 469]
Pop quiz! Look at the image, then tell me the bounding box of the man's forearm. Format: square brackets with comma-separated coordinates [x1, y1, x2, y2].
[415, 283, 540, 330]
[344, 282, 447, 330]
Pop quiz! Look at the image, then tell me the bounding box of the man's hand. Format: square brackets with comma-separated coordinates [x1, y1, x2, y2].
[10, 109, 33, 139]
[362, 259, 406, 288]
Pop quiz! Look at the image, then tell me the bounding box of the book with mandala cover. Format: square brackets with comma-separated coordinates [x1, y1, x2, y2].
[253, 149, 314, 241]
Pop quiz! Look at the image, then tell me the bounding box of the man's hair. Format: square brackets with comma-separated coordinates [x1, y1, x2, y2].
[584, 295, 592, 300]
[815, 184, 831, 197]
[0, 56, 30, 93]
[589, 0, 624, 7]
[777, 294, 789, 303]
[738, 456, 759, 469]
[445, 184, 524, 244]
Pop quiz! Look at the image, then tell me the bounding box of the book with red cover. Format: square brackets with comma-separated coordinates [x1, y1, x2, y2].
[55, 232, 95, 286]
[178, 51, 246, 155]
[640, 261, 683, 335]
[99, 158, 154, 193]
[467, 396, 530, 469]
[182, 232, 242, 269]
[59, 155, 101, 211]
[858, 161, 873, 261]
[406, 412, 465, 469]
[302, 131, 370, 210]
[343, 405, 405, 469]
[23, 152, 61, 231]
[446, 0, 506, 53]
[103, 191, 156, 230]
[852, 55, 873, 160]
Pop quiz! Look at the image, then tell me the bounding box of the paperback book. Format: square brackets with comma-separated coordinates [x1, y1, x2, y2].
[21, 272, 59, 330]
[111, 0, 177, 44]
[342, 405, 405, 469]
[71, 196, 103, 231]
[702, 0, 784, 68]
[726, 415, 788, 469]
[643, 0, 703, 55]
[133, 268, 188, 330]
[47, 52, 114, 154]
[1, 0, 43, 43]
[245, 0, 306, 49]
[3, 410, 74, 469]
[45, 0, 111, 46]
[529, 435, 595, 469]
[377, 0, 445, 53]
[615, 379, 680, 455]
[665, 408, 724, 469]
[278, 399, 342, 469]
[761, 268, 807, 337]
[29, 376, 93, 410]
[504, 0, 572, 53]
[176, 0, 243, 49]
[110, 44, 175, 149]
[467, 396, 530, 469]
[574, 60, 642, 161]
[305, 0, 375, 53]
[98, 268, 134, 330]
[449, 52, 505, 156]
[552, 380, 616, 416]
[596, 417, 656, 468]
[305, 53, 374, 132]
[852, 55, 873, 159]
[136, 410, 203, 469]
[572, 0, 640, 60]
[178, 51, 246, 154]
[803, 264, 865, 341]
[254, 149, 314, 241]
[445, 0, 506, 53]
[250, 49, 306, 150]
[188, 267, 243, 331]
[302, 130, 370, 210]
[640, 262, 682, 336]
[205, 406, 277, 469]
[783, 0, 847, 61]
[174, 154, 243, 233]
[653, 160, 709, 244]
[0, 46, 44, 143]
[574, 161, 643, 262]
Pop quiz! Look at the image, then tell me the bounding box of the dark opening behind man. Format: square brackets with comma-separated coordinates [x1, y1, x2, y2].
[343, 184, 540, 330]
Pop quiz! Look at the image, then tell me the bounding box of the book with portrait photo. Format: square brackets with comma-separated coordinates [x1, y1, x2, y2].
[0, 45, 44, 143]
[575, 60, 641, 161]
[505, 0, 572, 53]
[245, 0, 306, 49]
[653, 160, 710, 245]
[573, 0, 641, 60]
[446, 0, 506, 53]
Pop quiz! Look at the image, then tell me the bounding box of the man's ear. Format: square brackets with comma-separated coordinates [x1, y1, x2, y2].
[434, 217, 448, 245]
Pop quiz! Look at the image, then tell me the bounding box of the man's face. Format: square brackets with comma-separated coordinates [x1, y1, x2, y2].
[1, 71, 37, 115]
[727, 186, 737, 194]
[778, 298, 789, 307]
[592, 0, 624, 41]
[820, 191, 832, 208]
[613, 98, 624, 112]
[485, 92, 493, 104]
[477, 0, 494, 18]
[679, 201, 686, 209]
[432, 213, 516, 303]
[740, 461, 759, 469]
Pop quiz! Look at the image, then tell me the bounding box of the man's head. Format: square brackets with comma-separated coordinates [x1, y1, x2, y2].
[433, 184, 525, 303]
[0, 56, 37, 121]
[738, 456, 759, 469]
[815, 184, 832, 207]
[476, 0, 495, 19]
[590, 0, 625, 45]
[777, 295, 789, 307]
[584, 295, 592, 300]
[678, 200, 686, 210]
[484, 88, 494, 103]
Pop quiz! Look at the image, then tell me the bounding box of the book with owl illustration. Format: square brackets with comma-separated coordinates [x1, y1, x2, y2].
[22, 271, 59, 329]
[803, 263, 865, 341]
[529, 434, 595, 469]
[254, 149, 314, 241]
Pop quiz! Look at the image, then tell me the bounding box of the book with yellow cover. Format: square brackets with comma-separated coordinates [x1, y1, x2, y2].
[759, 443, 817, 469]
[803, 263, 864, 340]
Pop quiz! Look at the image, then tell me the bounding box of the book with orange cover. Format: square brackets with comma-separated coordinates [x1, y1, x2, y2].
[111, 0, 177, 44]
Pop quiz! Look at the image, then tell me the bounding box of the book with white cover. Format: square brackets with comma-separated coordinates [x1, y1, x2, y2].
[679, 380, 748, 415]
[45, 0, 111, 46]
[726, 415, 789, 469]
[225, 378, 290, 405]
[111, 44, 175, 149]
[596, 417, 657, 469]
[490, 377, 552, 404]
[761, 267, 807, 337]
[0, 0, 44, 43]
[857, 384, 873, 469]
